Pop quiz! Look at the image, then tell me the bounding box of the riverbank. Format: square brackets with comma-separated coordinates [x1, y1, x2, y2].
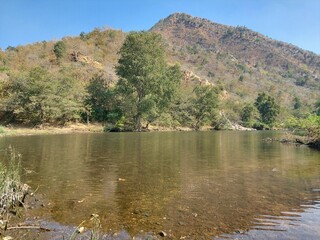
[271, 132, 320, 150]
[0, 123, 104, 137]
[0, 124, 193, 136]
[0, 123, 256, 137]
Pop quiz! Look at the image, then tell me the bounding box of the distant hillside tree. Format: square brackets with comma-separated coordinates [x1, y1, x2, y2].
[254, 92, 280, 126]
[315, 100, 320, 116]
[53, 41, 66, 60]
[293, 96, 302, 110]
[116, 31, 182, 131]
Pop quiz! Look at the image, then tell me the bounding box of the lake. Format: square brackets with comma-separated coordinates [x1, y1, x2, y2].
[0, 131, 320, 239]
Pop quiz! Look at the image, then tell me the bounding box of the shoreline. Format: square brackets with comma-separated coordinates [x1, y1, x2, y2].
[0, 123, 259, 137]
[0, 123, 104, 137]
[267, 133, 320, 150]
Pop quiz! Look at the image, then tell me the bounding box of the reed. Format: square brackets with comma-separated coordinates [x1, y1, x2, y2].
[0, 147, 29, 216]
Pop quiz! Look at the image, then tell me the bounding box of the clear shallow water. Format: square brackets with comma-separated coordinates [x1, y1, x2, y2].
[0, 131, 319, 239]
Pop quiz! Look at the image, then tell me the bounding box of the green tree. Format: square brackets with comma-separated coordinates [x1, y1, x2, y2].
[79, 32, 88, 41]
[254, 92, 280, 126]
[116, 31, 182, 131]
[55, 69, 86, 124]
[53, 41, 66, 60]
[287, 114, 320, 148]
[191, 85, 219, 130]
[293, 96, 302, 110]
[240, 104, 258, 127]
[315, 99, 320, 116]
[4, 67, 85, 125]
[86, 74, 121, 122]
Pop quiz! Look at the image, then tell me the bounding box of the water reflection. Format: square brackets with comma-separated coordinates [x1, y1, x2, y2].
[0, 131, 319, 238]
[216, 197, 320, 239]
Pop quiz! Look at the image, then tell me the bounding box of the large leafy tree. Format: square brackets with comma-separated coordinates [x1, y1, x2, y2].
[86, 74, 121, 122]
[191, 85, 219, 130]
[240, 104, 259, 127]
[254, 92, 280, 126]
[86, 74, 111, 121]
[116, 31, 182, 131]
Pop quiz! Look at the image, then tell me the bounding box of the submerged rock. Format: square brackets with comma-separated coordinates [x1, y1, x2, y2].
[159, 231, 167, 237]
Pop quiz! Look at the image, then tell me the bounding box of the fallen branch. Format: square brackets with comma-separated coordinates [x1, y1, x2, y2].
[7, 225, 51, 231]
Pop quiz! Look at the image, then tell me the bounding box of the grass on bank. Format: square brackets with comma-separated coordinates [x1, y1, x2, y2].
[286, 114, 320, 149]
[0, 125, 6, 135]
[0, 147, 28, 217]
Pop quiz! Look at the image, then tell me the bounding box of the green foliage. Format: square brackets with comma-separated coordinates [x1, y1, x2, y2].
[53, 41, 66, 59]
[315, 99, 320, 116]
[286, 114, 320, 149]
[79, 32, 88, 41]
[116, 31, 182, 131]
[0, 66, 9, 72]
[295, 76, 307, 86]
[153, 112, 180, 128]
[3, 67, 86, 125]
[0, 126, 5, 134]
[191, 85, 219, 130]
[254, 92, 280, 127]
[240, 104, 259, 127]
[170, 92, 194, 127]
[237, 64, 246, 72]
[293, 96, 302, 110]
[104, 116, 132, 132]
[287, 114, 320, 139]
[186, 45, 199, 55]
[85, 74, 121, 122]
[207, 71, 214, 78]
[222, 28, 234, 39]
[6, 46, 17, 52]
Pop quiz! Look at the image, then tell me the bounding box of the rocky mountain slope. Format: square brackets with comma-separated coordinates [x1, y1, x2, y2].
[151, 13, 320, 108]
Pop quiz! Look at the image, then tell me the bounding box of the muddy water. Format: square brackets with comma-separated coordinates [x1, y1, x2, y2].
[0, 131, 320, 239]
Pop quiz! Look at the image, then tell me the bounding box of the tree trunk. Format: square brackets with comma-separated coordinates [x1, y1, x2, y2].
[86, 112, 90, 125]
[136, 114, 142, 132]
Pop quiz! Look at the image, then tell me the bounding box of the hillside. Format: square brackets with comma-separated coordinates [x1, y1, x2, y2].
[0, 28, 125, 85]
[0, 13, 319, 123]
[151, 13, 320, 110]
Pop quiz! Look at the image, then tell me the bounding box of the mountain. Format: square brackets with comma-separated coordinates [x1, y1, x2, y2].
[150, 13, 319, 108]
[0, 13, 319, 119]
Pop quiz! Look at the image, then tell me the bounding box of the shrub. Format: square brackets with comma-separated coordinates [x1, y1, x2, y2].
[53, 41, 66, 59]
[0, 125, 5, 134]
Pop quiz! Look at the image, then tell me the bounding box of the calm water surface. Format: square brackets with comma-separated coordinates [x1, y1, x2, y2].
[0, 131, 320, 239]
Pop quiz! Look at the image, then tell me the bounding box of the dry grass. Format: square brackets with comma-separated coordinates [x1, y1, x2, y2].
[0, 147, 28, 216]
[0, 123, 104, 137]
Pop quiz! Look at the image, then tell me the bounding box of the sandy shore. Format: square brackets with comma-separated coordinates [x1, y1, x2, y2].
[0, 123, 104, 137]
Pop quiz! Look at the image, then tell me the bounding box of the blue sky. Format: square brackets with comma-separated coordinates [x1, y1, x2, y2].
[1, 0, 319, 54]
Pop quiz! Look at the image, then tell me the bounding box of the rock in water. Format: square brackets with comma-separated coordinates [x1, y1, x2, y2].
[159, 231, 167, 237]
